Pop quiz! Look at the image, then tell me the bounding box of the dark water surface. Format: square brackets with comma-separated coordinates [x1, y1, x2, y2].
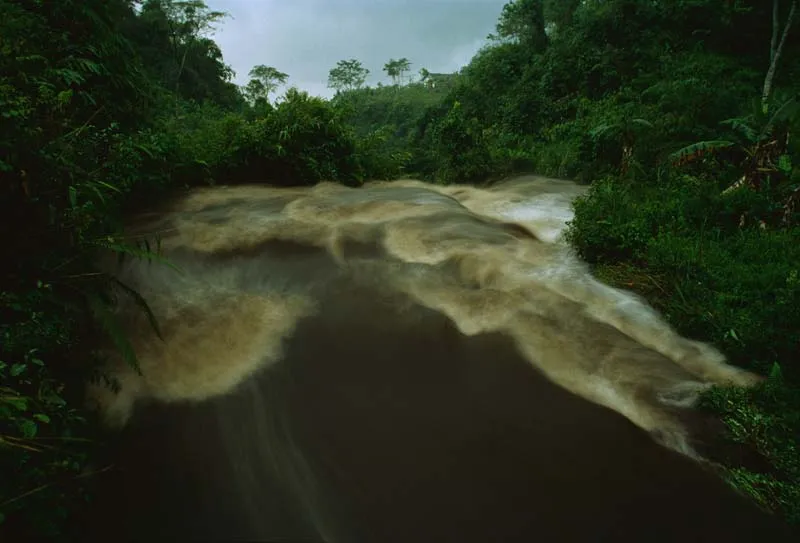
[81, 278, 794, 543]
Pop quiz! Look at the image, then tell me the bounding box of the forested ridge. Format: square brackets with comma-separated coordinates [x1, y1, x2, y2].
[1, 0, 798, 538]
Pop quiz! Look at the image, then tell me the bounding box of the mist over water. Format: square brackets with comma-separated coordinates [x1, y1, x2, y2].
[82, 176, 792, 542]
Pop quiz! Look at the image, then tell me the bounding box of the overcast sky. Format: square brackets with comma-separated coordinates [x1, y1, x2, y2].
[209, 0, 508, 99]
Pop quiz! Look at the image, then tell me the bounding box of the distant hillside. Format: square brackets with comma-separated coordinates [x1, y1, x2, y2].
[332, 74, 459, 140]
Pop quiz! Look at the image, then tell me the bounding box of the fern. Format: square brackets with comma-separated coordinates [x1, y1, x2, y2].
[88, 237, 182, 273]
[86, 290, 141, 374]
[106, 275, 163, 342]
[631, 118, 654, 129]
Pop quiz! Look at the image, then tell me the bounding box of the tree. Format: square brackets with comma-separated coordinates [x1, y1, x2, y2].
[762, 0, 797, 112]
[244, 64, 289, 105]
[492, 0, 548, 52]
[143, 0, 228, 87]
[589, 116, 654, 176]
[543, 0, 580, 37]
[419, 67, 431, 87]
[327, 59, 370, 93]
[419, 67, 442, 90]
[397, 58, 411, 84]
[383, 58, 411, 85]
[383, 60, 399, 85]
[130, 0, 241, 107]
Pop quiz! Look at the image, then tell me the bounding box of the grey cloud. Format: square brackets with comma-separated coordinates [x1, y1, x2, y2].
[210, 0, 507, 98]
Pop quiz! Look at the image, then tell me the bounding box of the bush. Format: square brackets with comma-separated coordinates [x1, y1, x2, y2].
[427, 100, 494, 184]
[567, 174, 800, 522]
[0, 4, 374, 536]
[160, 89, 366, 187]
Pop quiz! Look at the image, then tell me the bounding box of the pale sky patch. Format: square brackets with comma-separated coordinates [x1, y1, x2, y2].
[209, 0, 507, 99]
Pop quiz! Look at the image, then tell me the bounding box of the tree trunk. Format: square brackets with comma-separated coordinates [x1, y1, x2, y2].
[621, 144, 633, 176]
[531, 0, 549, 52]
[762, 0, 797, 112]
[771, 0, 780, 62]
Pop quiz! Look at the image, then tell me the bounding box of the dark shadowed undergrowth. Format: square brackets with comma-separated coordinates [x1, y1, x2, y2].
[566, 176, 800, 523]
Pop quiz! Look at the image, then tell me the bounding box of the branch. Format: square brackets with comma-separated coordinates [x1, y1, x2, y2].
[762, 0, 798, 111]
[771, 0, 779, 62]
[175, 45, 189, 95]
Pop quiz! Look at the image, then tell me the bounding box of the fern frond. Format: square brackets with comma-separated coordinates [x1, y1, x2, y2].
[89, 238, 182, 273]
[588, 123, 616, 138]
[86, 291, 142, 375]
[107, 275, 163, 342]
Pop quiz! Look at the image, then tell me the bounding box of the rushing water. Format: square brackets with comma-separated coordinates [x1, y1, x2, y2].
[81, 176, 792, 542]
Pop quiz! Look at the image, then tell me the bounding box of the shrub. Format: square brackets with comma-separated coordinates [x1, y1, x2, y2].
[567, 174, 800, 522]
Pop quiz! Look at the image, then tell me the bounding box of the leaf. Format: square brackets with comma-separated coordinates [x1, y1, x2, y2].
[41, 392, 66, 408]
[669, 140, 735, 166]
[20, 420, 38, 438]
[720, 117, 758, 142]
[10, 363, 27, 377]
[90, 239, 181, 272]
[134, 144, 156, 158]
[33, 413, 51, 423]
[86, 291, 145, 374]
[90, 179, 122, 194]
[56, 89, 74, 108]
[631, 118, 654, 129]
[777, 154, 792, 175]
[55, 68, 86, 86]
[588, 123, 617, 139]
[3, 396, 28, 411]
[768, 362, 783, 382]
[71, 58, 103, 75]
[109, 276, 164, 341]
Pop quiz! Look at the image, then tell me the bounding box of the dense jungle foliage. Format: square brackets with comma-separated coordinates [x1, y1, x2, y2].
[1, 0, 798, 538]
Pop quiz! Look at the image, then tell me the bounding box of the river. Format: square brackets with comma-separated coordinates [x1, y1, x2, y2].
[80, 176, 793, 542]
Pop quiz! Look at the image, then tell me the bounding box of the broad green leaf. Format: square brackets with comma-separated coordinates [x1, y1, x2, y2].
[3, 397, 28, 411]
[768, 362, 783, 382]
[20, 420, 38, 438]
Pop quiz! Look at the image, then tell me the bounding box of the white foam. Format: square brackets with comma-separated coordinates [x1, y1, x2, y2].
[497, 194, 576, 243]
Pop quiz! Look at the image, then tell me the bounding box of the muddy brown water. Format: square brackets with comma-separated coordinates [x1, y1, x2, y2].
[76, 177, 796, 542]
[80, 277, 794, 542]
